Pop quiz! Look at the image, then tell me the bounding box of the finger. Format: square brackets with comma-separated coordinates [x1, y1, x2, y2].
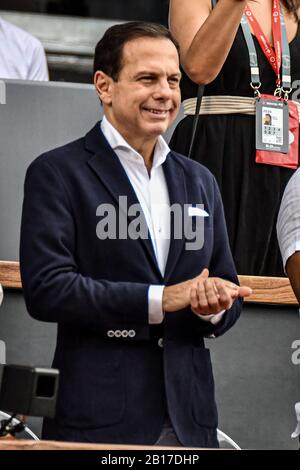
[204, 279, 221, 313]
[219, 281, 240, 299]
[223, 281, 239, 291]
[238, 286, 253, 297]
[197, 280, 209, 313]
[190, 287, 199, 309]
[190, 286, 204, 315]
[199, 268, 209, 279]
[212, 278, 240, 296]
[215, 281, 233, 310]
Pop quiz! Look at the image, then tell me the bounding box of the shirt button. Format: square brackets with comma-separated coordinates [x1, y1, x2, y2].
[158, 338, 164, 348]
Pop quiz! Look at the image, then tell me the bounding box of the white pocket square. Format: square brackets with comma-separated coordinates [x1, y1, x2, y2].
[188, 206, 209, 217]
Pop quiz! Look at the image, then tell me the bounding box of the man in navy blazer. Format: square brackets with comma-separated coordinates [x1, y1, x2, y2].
[20, 22, 251, 447]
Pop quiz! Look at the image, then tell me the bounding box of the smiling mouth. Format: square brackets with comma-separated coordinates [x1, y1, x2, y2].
[143, 108, 170, 115]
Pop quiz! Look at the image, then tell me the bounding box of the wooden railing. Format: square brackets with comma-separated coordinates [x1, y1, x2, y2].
[0, 261, 298, 305]
[0, 261, 22, 289]
[238, 275, 298, 305]
[0, 438, 205, 450]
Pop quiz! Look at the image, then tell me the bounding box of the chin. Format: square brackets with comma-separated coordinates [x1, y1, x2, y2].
[145, 123, 169, 136]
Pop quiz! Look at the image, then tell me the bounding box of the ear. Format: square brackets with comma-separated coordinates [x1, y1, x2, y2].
[94, 71, 113, 105]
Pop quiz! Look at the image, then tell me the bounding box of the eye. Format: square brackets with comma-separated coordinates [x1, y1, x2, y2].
[139, 76, 154, 82]
[168, 77, 180, 87]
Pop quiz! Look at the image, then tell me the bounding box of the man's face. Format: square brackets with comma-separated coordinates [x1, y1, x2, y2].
[95, 37, 181, 146]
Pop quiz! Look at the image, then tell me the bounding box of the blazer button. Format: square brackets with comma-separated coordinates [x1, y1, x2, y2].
[121, 330, 129, 338]
[115, 330, 122, 338]
[107, 330, 115, 338]
[158, 338, 164, 348]
[128, 330, 136, 338]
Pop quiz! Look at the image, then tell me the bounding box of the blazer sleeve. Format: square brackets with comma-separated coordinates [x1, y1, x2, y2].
[195, 175, 243, 338]
[20, 157, 150, 337]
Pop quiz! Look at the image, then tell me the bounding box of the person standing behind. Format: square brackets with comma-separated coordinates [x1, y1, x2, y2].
[0, 16, 48, 80]
[169, 0, 300, 276]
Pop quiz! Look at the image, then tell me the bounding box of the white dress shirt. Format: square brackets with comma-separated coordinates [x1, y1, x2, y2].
[0, 17, 48, 80]
[101, 116, 225, 325]
[277, 167, 300, 271]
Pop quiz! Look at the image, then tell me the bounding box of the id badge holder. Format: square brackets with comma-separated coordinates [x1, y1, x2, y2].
[256, 95, 289, 153]
[255, 94, 299, 168]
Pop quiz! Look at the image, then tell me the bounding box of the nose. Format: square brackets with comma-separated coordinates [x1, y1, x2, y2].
[152, 78, 173, 100]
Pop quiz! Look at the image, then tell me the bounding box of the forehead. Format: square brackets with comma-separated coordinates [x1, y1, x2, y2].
[121, 37, 180, 73]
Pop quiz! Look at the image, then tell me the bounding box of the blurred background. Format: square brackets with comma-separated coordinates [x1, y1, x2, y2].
[0, 0, 169, 83]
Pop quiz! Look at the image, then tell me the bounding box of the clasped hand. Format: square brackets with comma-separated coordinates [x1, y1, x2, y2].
[190, 268, 252, 316]
[162, 268, 252, 315]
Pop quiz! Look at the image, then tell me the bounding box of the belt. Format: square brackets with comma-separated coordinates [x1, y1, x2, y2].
[183, 95, 300, 121]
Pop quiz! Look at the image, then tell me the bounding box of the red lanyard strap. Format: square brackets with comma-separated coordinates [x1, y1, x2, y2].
[244, 0, 282, 85]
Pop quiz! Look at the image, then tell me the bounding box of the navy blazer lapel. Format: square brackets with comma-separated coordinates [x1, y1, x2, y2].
[163, 153, 188, 283]
[85, 122, 161, 277]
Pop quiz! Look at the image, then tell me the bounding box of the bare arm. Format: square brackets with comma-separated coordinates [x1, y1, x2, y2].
[286, 252, 300, 303]
[169, 0, 247, 84]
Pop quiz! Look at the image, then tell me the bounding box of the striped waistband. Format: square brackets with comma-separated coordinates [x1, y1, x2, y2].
[183, 95, 300, 121]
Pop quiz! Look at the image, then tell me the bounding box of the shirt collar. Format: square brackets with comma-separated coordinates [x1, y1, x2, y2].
[100, 115, 170, 168]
